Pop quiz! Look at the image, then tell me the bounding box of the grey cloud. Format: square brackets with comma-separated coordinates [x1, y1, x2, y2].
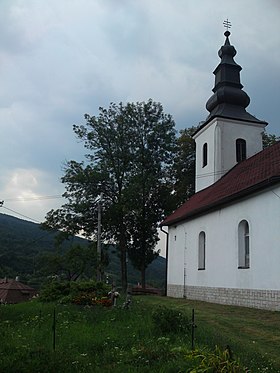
[0, 0, 279, 223]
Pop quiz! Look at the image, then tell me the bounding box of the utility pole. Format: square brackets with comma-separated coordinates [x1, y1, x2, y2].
[97, 194, 102, 281]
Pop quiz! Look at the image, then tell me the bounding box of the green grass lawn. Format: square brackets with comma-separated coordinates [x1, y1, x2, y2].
[143, 296, 280, 372]
[0, 296, 280, 372]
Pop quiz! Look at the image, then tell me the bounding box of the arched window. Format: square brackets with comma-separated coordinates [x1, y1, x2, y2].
[198, 231, 206, 270]
[238, 220, 250, 268]
[202, 143, 208, 167]
[236, 139, 247, 163]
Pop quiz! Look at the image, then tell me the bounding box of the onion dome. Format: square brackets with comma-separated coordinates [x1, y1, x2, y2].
[205, 31, 265, 124]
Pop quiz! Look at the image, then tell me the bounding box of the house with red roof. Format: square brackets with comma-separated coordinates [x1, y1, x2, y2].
[0, 278, 37, 304]
[161, 30, 280, 310]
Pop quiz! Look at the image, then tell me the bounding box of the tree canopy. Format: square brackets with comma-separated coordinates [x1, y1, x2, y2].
[171, 126, 197, 208]
[262, 130, 280, 148]
[38, 243, 98, 282]
[43, 100, 279, 291]
[44, 100, 177, 290]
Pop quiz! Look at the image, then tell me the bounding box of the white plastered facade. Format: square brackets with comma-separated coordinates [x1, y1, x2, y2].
[167, 185, 280, 310]
[166, 113, 280, 310]
[193, 117, 265, 192]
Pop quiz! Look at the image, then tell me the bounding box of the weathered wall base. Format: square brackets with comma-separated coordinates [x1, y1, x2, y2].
[167, 284, 280, 311]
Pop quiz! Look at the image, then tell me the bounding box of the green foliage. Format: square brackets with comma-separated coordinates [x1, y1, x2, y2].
[105, 245, 166, 288]
[171, 126, 197, 208]
[124, 101, 177, 286]
[39, 280, 71, 302]
[141, 296, 279, 372]
[186, 346, 247, 372]
[71, 293, 112, 307]
[38, 243, 98, 281]
[0, 213, 166, 288]
[44, 100, 176, 291]
[0, 300, 191, 372]
[262, 130, 280, 148]
[0, 213, 87, 283]
[152, 305, 191, 334]
[39, 279, 110, 303]
[1, 297, 277, 372]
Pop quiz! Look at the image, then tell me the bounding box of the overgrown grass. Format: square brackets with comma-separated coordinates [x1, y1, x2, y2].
[142, 296, 280, 372]
[1, 296, 279, 372]
[0, 299, 192, 372]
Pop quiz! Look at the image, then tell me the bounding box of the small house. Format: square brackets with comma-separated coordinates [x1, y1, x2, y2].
[0, 278, 37, 304]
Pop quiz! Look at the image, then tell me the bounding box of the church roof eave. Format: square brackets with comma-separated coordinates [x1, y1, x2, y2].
[161, 176, 280, 227]
[192, 112, 267, 138]
[160, 142, 280, 227]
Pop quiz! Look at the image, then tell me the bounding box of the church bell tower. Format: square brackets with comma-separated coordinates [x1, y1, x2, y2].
[193, 26, 267, 192]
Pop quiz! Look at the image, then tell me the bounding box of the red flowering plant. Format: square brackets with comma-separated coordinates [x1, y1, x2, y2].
[69, 281, 112, 307]
[71, 292, 96, 306]
[95, 297, 113, 307]
[71, 292, 113, 306]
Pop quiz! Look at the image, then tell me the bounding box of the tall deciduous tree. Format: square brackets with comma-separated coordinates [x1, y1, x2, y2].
[171, 126, 197, 208]
[125, 101, 176, 287]
[44, 100, 176, 291]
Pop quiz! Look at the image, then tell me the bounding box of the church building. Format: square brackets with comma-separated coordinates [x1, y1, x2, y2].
[161, 30, 280, 310]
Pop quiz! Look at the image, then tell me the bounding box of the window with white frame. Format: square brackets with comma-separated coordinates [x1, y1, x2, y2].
[238, 220, 250, 268]
[198, 231, 206, 270]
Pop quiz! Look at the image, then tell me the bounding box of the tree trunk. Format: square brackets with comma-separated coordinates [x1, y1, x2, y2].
[119, 225, 128, 292]
[141, 265, 146, 289]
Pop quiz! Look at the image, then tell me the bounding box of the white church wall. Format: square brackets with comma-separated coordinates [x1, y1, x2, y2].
[194, 121, 217, 192]
[219, 118, 265, 176]
[194, 118, 265, 193]
[167, 185, 280, 308]
[167, 225, 185, 286]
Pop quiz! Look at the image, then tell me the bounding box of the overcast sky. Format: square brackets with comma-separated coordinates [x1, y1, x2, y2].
[0, 0, 279, 227]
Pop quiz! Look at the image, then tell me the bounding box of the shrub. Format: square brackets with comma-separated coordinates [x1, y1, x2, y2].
[71, 293, 112, 307]
[39, 279, 110, 304]
[70, 280, 110, 297]
[152, 306, 190, 334]
[39, 280, 71, 302]
[186, 346, 248, 372]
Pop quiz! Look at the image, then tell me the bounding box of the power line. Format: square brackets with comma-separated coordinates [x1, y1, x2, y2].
[196, 159, 280, 180]
[0, 204, 83, 252]
[1, 206, 41, 223]
[0, 195, 64, 222]
[0, 194, 64, 224]
[0, 204, 65, 251]
[196, 169, 230, 179]
[3, 195, 63, 202]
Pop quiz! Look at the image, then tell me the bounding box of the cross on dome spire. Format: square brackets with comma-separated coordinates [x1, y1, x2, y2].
[204, 23, 266, 125]
[223, 19, 231, 30]
[223, 18, 231, 36]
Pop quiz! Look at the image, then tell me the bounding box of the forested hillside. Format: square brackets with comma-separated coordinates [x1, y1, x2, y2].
[0, 213, 57, 277]
[0, 213, 165, 288]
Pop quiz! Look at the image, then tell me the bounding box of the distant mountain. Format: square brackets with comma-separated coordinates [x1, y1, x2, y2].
[0, 213, 166, 288]
[0, 213, 58, 277]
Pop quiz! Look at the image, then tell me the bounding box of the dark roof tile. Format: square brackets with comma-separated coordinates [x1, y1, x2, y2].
[0, 279, 37, 304]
